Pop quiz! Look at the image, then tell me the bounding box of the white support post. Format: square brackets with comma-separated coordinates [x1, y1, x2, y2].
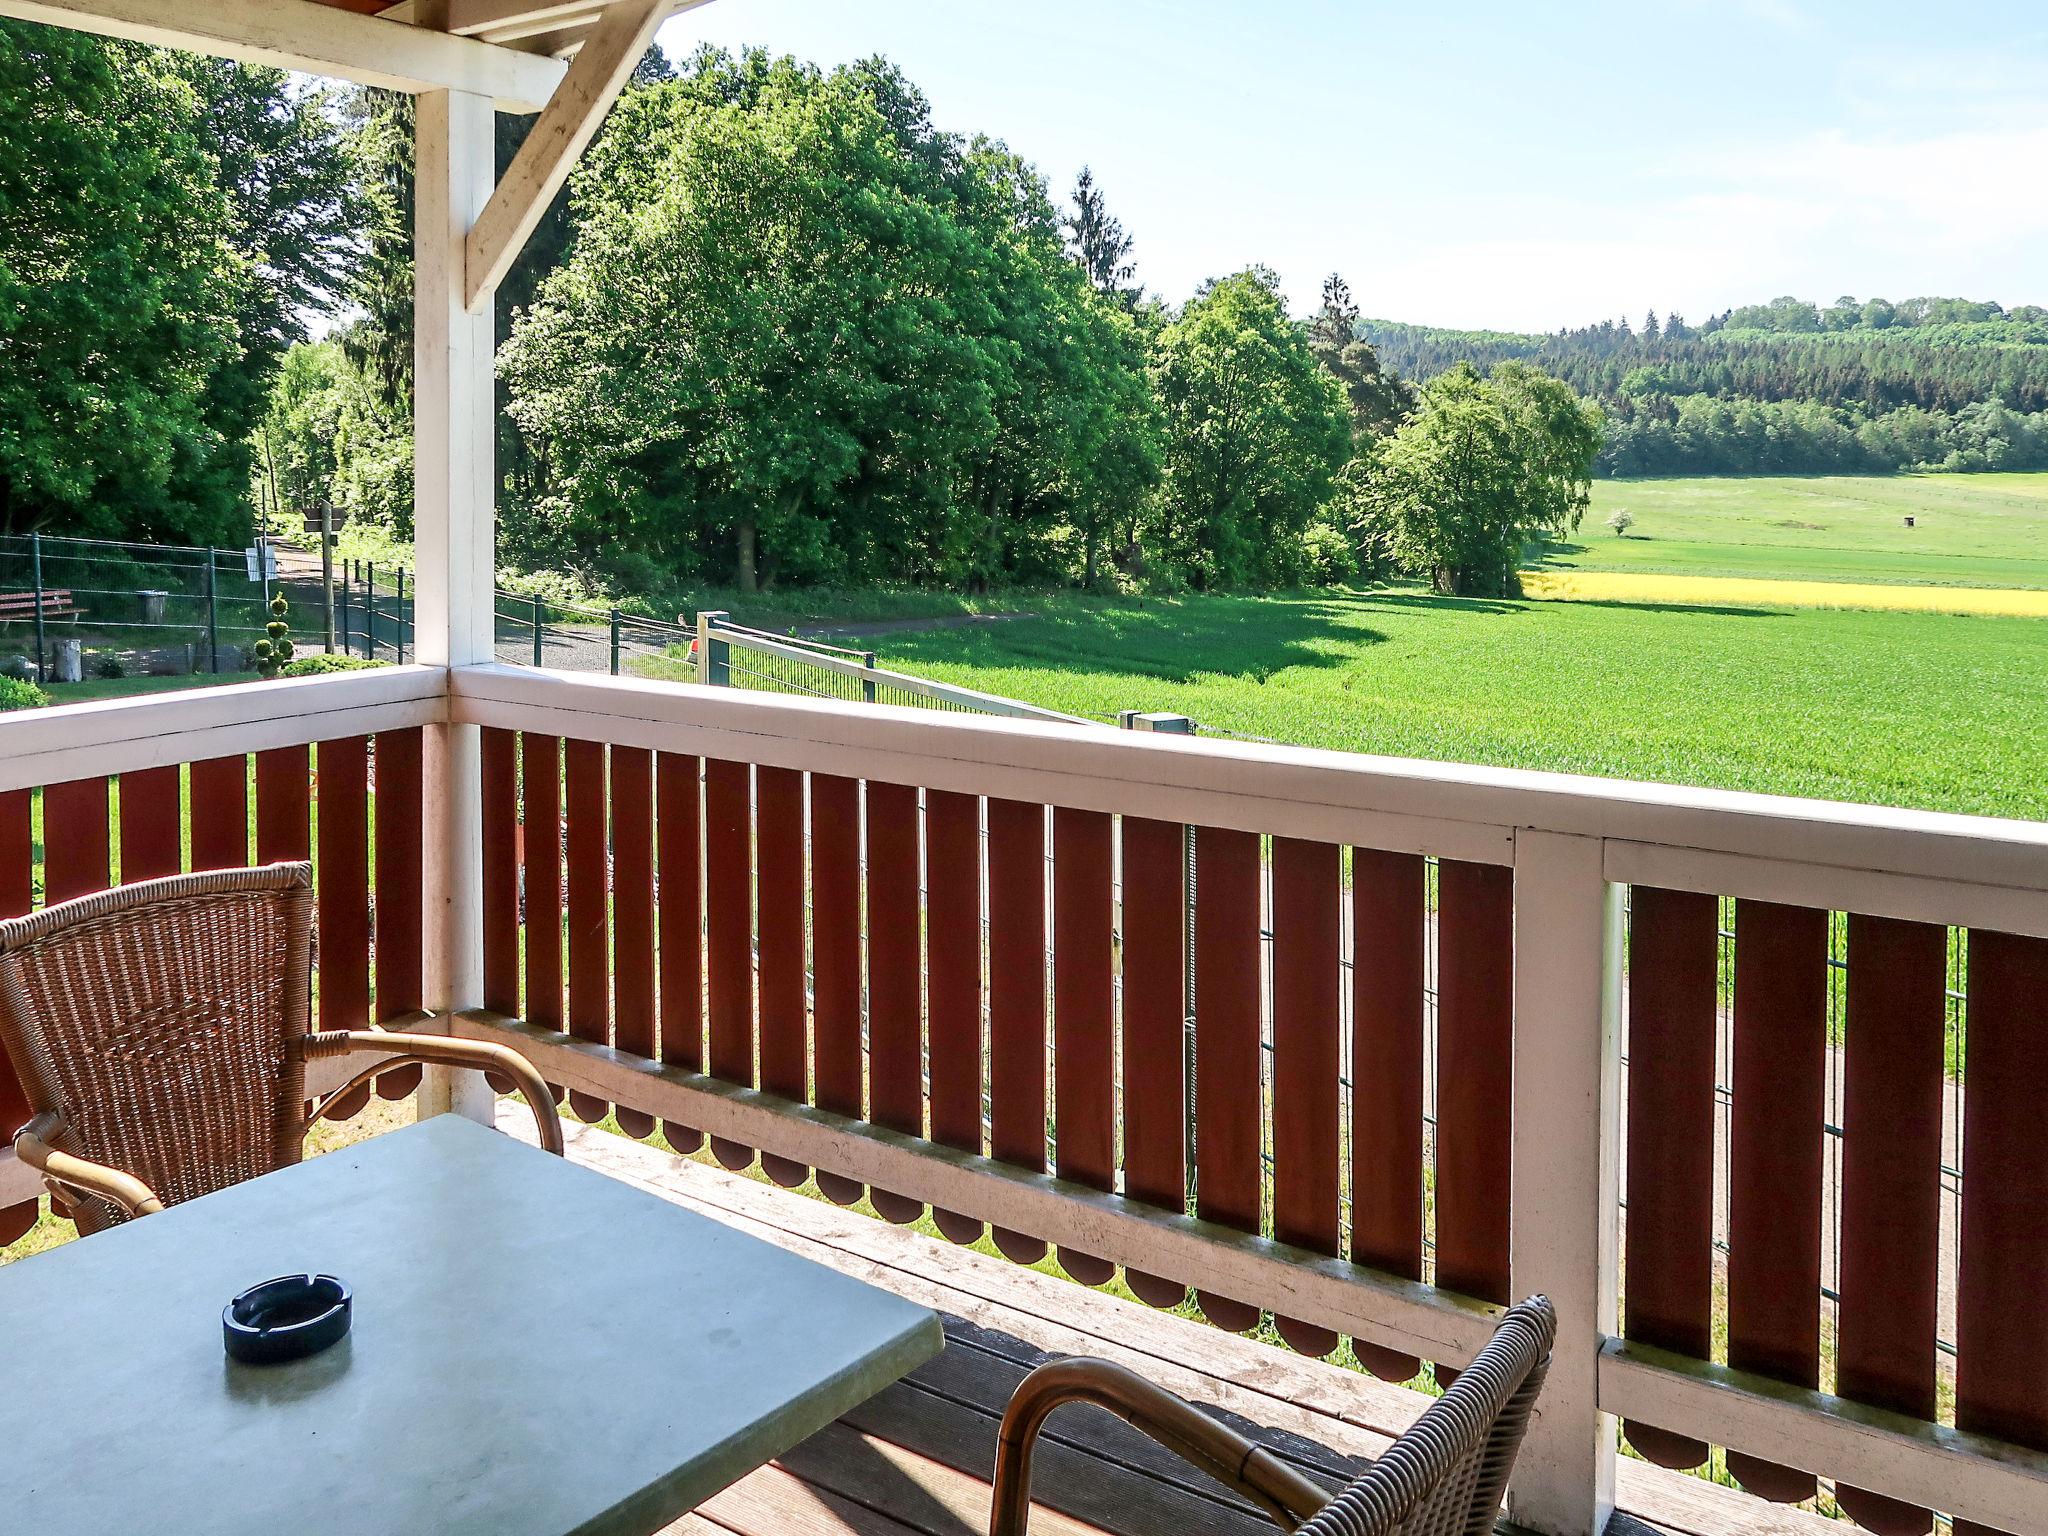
[1506, 830, 1622, 1535]
[413, 89, 499, 1128]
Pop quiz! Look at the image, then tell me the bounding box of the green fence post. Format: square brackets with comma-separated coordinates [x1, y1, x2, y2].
[531, 594, 545, 667]
[396, 567, 407, 665]
[695, 610, 730, 687]
[205, 552, 220, 674]
[863, 651, 877, 704]
[609, 608, 621, 676]
[30, 531, 47, 684]
[364, 561, 377, 660]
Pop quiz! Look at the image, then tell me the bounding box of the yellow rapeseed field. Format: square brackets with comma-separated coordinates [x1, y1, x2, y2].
[1520, 570, 2048, 618]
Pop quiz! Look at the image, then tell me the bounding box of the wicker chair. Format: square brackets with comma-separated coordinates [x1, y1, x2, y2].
[0, 862, 562, 1234]
[991, 1296, 1555, 1536]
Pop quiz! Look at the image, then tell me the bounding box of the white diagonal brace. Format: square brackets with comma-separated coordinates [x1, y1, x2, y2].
[463, 0, 691, 311]
[0, 0, 566, 112]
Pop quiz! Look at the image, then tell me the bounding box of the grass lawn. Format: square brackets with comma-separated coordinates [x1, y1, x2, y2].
[1563, 472, 2048, 589]
[771, 588, 2048, 821]
[38, 672, 252, 705]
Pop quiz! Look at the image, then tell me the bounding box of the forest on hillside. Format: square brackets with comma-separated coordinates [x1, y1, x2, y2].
[1363, 302, 2048, 477]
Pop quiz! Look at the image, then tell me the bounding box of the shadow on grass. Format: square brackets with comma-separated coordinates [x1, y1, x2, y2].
[878, 593, 1386, 685]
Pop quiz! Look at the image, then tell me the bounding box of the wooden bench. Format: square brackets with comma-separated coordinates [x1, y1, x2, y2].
[0, 590, 83, 626]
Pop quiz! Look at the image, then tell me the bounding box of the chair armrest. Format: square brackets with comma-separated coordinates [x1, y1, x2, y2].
[303, 1031, 565, 1156]
[12, 1112, 166, 1221]
[991, 1356, 1334, 1536]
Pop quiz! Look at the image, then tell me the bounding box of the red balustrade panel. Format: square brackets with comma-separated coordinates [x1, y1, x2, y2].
[1120, 816, 1187, 1308]
[1053, 806, 1115, 1285]
[372, 728, 424, 1098]
[926, 789, 984, 1244]
[809, 773, 864, 1205]
[1621, 885, 1719, 1469]
[188, 755, 249, 871]
[315, 737, 372, 1039]
[254, 748, 309, 865]
[1725, 900, 1828, 1503]
[0, 789, 33, 1244]
[1349, 847, 1426, 1381]
[610, 746, 656, 1140]
[1435, 859, 1513, 1307]
[480, 728, 521, 1018]
[118, 766, 182, 883]
[564, 738, 610, 1124]
[1955, 930, 2048, 1536]
[1271, 836, 1341, 1356]
[656, 753, 703, 1153]
[986, 797, 1047, 1262]
[1835, 915, 1945, 1536]
[522, 735, 565, 1043]
[866, 780, 923, 1224]
[43, 777, 111, 904]
[755, 765, 807, 1186]
[703, 758, 753, 1169]
[1193, 825, 1261, 1333]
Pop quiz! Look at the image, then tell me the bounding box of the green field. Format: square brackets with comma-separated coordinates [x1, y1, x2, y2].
[1556, 473, 2048, 588]
[819, 588, 2048, 820]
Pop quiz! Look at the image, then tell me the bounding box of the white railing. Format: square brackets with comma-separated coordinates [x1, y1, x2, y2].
[4, 661, 2046, 1535]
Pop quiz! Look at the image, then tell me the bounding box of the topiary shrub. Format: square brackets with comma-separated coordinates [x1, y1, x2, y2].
[279, 654, 389, 678]
[0, 677, 49, 711]
[254, 592, 295, 679]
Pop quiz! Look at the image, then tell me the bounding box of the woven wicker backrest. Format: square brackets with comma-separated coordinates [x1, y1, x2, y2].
[1296, 1297, 1556, 1536]
[0, 863, 315, 1234]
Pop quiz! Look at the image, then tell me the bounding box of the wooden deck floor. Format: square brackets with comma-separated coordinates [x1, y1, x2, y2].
[523, 1115, 1851, 1536]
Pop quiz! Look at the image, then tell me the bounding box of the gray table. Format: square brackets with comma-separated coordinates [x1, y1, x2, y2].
[0, 1114, 943, 1535]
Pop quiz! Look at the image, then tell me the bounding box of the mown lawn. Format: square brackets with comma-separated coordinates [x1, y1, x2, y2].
[837, 588, 2048, 821]
[1564, 472, 2048, 589]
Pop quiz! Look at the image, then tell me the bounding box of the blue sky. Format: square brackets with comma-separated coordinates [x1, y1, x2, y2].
[661, 0, 2048, 331]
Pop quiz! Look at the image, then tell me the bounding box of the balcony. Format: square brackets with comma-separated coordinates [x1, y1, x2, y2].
[2, 658, 2043, 1535]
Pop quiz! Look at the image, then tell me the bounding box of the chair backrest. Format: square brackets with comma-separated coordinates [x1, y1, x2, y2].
[0, 863, 315, 1233]
[1298, 1297, 1556, 1536]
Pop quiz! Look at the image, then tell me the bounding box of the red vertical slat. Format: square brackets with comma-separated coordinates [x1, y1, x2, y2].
[755, 765, 807, 1186]
[480, 728, 521, 1017]
[1435, 858, 1513, 1319]
[564, 738, 610, 1124]
[926, 789, 984, 1244]
[1621, 884, 1719, 1468]
[610, 746, 656, 1140]
[1053, 806, 1115, 1285]
[118, 765, 182, 883]
[1120, 816, 1186, 1308]
[1725, 900, 1827, 1503]
[1835, 915, 1945, 1536]
[1955, 930, 2048, 1536]
[1350, 847, 1426, 1381]
[522, 733, 565, 1038]
[316, 737, 372, 1038]
[866, 780, 924, 1225]
[1271, 836, 1341, 1356]
[188, 755, 249, 871]
[254, 748, 309, 864]
[1194, 825, 1261, 1333]
[655, 753, 703, 1153]
[43, 777, 111, 904]
[703, 758, 753, 1168]
[0, 789, 34, 1245]
[987, 797, 1048, 1262]
[809, 774, 864, 1204]
[372, 727, 424, 1098]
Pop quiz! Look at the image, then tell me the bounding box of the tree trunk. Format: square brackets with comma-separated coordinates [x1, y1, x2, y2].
[736, 516, 758, 593]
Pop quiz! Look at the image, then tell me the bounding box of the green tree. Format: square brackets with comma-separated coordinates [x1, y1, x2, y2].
[1310, 273, 1413, 441]
[0, 23, 246, 543]
[1066, 165, 1138, 308]
[1361, 362, 1603, 596]
[1150, 268, 1352, 588]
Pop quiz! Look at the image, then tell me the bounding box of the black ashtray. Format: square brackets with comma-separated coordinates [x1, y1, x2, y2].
[223, 1274, 352, 1365]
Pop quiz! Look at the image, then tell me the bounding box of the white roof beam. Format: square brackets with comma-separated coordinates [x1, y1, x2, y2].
[0, 0, 567, 112]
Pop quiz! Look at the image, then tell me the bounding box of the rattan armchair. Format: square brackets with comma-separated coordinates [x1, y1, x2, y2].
[0, 862, 562, 1234]
[992, 1296, 1555, 1536]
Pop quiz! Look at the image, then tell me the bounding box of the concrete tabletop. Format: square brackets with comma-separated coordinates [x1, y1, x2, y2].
[0, 1114, 943, 1535]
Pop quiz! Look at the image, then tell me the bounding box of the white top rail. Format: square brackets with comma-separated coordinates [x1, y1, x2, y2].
[451, 664, 2048, 931]
[0, 666, 447, 796]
